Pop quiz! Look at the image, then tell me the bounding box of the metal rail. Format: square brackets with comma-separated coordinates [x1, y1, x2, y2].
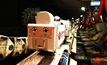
[17, 36, 74, 65]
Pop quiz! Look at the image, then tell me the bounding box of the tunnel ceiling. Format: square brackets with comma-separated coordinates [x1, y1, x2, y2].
[36, 0, 91, 19]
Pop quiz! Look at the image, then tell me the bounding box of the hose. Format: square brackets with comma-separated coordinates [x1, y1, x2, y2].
[81, 17, 84, 25]
[104, 0, 107, 14]
[90, 0, 104, 24]
[85, 15, 90, 25]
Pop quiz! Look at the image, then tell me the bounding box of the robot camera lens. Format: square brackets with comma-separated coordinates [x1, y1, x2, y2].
[43, 28, 48, 33]
[32, 27, 37, 32]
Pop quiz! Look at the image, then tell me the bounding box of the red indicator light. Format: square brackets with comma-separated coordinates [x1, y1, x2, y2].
[44, 34, 47, 37]
[33, 33, 36, 35]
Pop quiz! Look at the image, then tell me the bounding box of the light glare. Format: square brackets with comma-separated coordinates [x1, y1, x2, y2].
[81, 7, 85, 11]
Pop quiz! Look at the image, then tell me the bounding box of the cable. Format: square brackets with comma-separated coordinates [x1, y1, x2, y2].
[62, 52, 68, 65]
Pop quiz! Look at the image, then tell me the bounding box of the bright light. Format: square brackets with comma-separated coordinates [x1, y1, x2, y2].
[81, 7, 85, 11]
[72, 17, 74, 19]
[80, 15, 83, 17]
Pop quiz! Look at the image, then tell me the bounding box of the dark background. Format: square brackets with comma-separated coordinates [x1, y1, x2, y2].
[0, 0, 93, 36]
[0, 0, 88, 27]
